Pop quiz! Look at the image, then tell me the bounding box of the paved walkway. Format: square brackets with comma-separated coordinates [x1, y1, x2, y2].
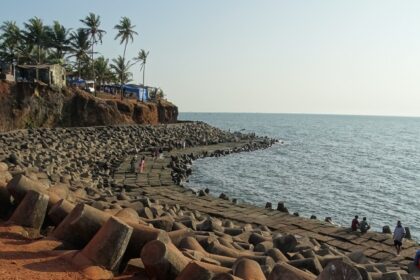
[112, 142, 418, 270]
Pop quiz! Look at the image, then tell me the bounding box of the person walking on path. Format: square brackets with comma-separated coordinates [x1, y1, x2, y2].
[359, 217, 371, 233]
[139, 156, 145, 173]
[393, 220, 406, 255]
[351, 215, 360, 231]
[130, 156, 136, 173]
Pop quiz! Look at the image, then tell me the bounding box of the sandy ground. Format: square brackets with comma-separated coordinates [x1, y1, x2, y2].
[0, 223, 149, 280]
[0, 224, 87, 280]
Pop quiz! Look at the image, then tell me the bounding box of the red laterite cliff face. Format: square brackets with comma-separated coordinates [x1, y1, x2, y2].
[0, 81, 178, 132]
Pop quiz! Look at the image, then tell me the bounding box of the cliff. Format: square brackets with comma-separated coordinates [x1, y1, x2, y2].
[0, 81, 178, 132]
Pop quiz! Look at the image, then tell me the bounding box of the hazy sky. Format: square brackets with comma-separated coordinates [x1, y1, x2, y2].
[1, 1, 420, 115]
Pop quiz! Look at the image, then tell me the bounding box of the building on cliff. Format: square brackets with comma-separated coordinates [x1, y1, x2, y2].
[16, 64, 66, 89]
[122, 84, 149, 101]
[0, 61, 15, 82]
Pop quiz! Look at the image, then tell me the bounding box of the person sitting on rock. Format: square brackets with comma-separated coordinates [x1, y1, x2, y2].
[351, 215, 360, 231]
[414, 250, 420, 269]
[359, 217, 371, 233]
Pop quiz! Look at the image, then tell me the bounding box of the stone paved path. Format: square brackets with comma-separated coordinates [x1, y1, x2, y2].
[113, 142, 418, 270]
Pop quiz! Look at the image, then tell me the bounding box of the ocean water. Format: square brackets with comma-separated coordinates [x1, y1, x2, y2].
[179, 113, 420, 238]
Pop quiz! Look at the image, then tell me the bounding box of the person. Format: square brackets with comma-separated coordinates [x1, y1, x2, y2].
[139, 156, 145, 173]
[351, 215, 360, 231]
[130, 155, 137, 173]
[359, 217, 371, 233]
[414, 249, 420, 269]
[393, 221, 406, 255]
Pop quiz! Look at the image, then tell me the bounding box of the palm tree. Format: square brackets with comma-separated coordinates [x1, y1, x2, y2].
[114, 17, 137, 62]
[134, 49, 149, 85]
[46, 21, 71, 64]
[80, 13, 106, 86]
[68, 29, 91, 78]
[0, 21, 22, 72]
[22, 17, 49, 64]
[94, 56, 110, 89]
[110, 55, 134, 99]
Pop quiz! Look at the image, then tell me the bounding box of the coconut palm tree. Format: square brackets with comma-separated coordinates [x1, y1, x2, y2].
[114, 17, 137, 62]
[68, 28, 91, 78]
[0, 21, 22, 71]
[46, 21, 71, 64]
[110, 55, 133, 84]
[110, 55, 134, 99]
[80, 13, 106, 85]
[22, 17, 49, 64]
[94, 56, 111, 89]
[134, 49, 149, 85]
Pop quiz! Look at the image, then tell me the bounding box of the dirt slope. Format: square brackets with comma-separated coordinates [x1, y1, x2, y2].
[0, 81, 178, 132]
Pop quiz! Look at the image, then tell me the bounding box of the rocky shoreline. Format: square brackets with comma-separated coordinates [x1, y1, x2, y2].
[0, 122, 419, 279]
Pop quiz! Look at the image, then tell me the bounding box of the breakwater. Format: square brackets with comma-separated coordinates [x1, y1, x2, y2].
[181, 113, 420, 241]
[0, 123, 418, 279]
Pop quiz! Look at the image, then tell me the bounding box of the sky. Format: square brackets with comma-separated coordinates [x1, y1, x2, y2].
[1, 1, 420, 116]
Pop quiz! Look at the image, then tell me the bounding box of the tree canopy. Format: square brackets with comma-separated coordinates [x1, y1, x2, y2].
[0, 14, 153, 90]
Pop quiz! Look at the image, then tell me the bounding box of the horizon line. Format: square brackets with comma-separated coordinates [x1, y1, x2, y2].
[179, 112, 420, 118]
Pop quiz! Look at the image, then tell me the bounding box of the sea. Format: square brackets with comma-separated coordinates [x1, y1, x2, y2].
[179, 113, 420, 239]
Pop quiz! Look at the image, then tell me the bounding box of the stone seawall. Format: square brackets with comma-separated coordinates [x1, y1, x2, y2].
[0, 123, 419, 279]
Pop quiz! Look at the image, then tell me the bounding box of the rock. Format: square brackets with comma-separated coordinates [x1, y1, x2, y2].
[382, 226, 392, 234]
[404, 227, 412, 239]
[0, 162, 8, 172]
[277, 201, 288, 213]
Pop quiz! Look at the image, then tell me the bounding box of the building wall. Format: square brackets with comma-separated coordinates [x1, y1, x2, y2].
[50, 64, 66, 88]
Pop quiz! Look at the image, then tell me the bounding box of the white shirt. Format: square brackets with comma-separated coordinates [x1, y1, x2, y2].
[393, 226, 406, 242]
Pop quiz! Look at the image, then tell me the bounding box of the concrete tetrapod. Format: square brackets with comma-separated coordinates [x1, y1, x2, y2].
[6, 174, 49, 203]
[232, 257, 267, 280]
[74, 216, 133, 272]
[168, 228, 194, 247]
[273, 234, 298, 254]
[268, 262, 316, 280]
[212, 273, 242, 280]
[123, 221, 170, 261]
[288, 257, 323, 275]
[176, 261, 232, 280]
[51, 203, 110, 248]
[208, 241, 254, 258]
[8, 190, 49, 231]
[179, 236, 208, 253]
[141, 239, 191, 280]
[48, 199, 75, 226]
[0, 183, 12, 217]
[316, 260, 362, 280]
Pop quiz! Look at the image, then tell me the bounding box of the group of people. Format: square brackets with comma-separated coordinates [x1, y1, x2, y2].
[351, 215, 406, 255]
[351, 215, 371, 233]
[130, 155, 146, 173]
